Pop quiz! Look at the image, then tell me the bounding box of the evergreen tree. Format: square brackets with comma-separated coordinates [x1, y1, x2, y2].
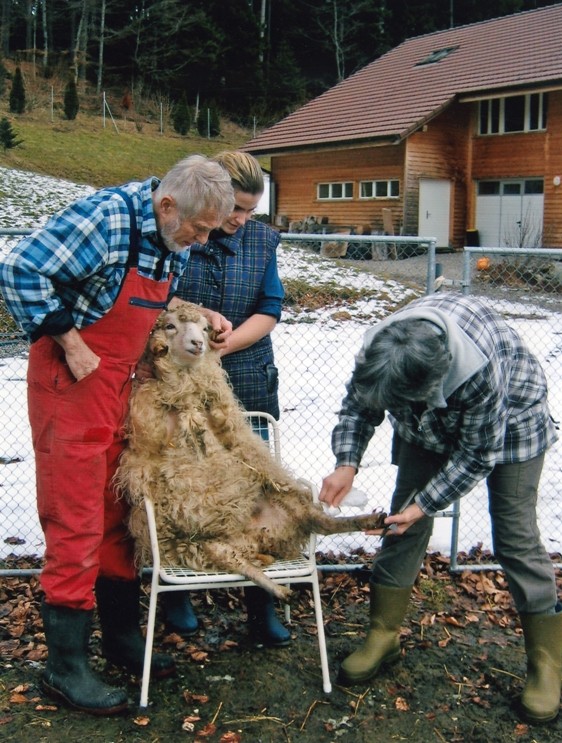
[0, 117, 23, 150]
[9, 66, 25, 114]
[63, 78, 79, 120]
[0, 58, 8, 98]
[172, 97, 191, 136]
[196, 104, 221, 138]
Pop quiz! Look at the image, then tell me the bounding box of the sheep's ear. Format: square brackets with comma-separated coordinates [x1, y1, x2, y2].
[150, 338, 169, 358]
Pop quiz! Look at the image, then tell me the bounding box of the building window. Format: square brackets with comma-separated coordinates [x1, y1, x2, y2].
[317, 182, 353, 200]
[477, 180, 543, 196]
[359, 179, 400, 199]
[416, 46, 458, 66]
[479, 93, 547, 135]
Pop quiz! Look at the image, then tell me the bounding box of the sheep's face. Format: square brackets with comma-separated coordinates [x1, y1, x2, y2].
[150, 308, 209, 368]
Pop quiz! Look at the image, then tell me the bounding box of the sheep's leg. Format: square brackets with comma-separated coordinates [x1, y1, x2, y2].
[307, 509, 387, 536]
[200, 541, 292, 602]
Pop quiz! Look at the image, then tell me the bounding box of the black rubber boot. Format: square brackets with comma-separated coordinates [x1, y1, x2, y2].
[41, 601, 128, 715]
[162, 591, 199, 636]
[245, 586, 291, 647]
[95, 577, 175, 678]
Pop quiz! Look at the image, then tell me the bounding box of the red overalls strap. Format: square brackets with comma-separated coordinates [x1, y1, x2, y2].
[27, 190, 171, 609]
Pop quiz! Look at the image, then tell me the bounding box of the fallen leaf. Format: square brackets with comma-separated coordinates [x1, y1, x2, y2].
[190, 650, 209, 663]
[183, 690, 210, 705]
[133, 715, 151, 727]
[219, 732, 242, 743]
[195, 721, 217, 738]
[9, 693, 29, 704]
[395, 697, 409, 711]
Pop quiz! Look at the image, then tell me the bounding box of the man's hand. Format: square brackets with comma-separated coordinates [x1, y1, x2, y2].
[53, 328, 100, 382]
[318, 465, 357, 509]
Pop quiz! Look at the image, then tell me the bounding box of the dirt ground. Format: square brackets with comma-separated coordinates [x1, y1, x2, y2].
[1, 551, 562, 743]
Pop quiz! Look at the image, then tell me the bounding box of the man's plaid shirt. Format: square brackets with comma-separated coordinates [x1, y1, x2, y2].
[0, 178, 188, 341]
[332, 294, 558, 516]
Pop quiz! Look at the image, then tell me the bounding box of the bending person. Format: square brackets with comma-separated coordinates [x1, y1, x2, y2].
[319, 293, 560, 724]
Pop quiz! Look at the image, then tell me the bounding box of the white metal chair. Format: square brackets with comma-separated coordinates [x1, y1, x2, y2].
[139, 412, 332, 707]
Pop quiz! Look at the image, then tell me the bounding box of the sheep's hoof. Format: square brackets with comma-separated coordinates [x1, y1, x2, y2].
[275, 586, 292, 602]
[255, 553, 275, 565]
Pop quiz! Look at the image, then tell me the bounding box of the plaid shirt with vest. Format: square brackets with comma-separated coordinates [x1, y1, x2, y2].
[175, 219, 284, 417]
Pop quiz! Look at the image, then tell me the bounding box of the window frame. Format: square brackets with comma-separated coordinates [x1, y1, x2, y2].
[478, 93, 547, 136]
[359, 179, 400, 200]
[317, 181, 354, 201]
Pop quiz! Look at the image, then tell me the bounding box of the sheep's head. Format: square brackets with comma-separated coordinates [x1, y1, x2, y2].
[149, 305, 210, 369]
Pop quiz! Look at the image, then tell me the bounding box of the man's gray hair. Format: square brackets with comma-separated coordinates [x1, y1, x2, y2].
[353, 319, 451, 410]
[154, 154, 234, 221]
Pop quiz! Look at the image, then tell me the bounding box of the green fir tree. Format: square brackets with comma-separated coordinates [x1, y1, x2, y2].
[0, 117, 23, 150]
[197, 104, 221, 138]
[172, 97, 191, 136]
[9, 66, 26, 114]
[63, 78, 79, 120]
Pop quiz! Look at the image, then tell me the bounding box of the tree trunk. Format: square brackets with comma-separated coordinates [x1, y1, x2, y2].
[1, 0, 11, 57]
[40, 0, 49, 72]
[96, 0, 106, 94]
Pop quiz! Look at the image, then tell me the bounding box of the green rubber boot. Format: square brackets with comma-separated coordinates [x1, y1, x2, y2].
[520, 611, 562, 723]
[41, 601, 128, 715]
[338, 584, 412, 686]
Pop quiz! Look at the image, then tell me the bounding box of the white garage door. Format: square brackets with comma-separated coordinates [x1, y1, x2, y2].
[476, 179, 544, 248]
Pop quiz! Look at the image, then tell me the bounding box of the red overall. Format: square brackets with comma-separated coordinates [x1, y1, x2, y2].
[27, 266, 170, 610]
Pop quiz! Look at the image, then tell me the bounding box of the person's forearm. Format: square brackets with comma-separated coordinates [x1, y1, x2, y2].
[220, 314, 276, 356]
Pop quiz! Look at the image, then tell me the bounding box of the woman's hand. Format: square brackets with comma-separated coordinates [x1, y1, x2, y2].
[318, 466, 357, 509]
[372, 503, 425, 536]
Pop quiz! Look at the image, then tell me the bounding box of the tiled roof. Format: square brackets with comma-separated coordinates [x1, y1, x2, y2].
[244, 4, 562, 154]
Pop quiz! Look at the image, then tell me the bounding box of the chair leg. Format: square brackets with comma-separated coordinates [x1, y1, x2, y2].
[311, 572, 332, 693]
[139, 583, 160, 708]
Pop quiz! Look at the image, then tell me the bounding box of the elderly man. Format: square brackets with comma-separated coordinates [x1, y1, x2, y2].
[0, 155, 234, 715]
[319, 293, 560, 724]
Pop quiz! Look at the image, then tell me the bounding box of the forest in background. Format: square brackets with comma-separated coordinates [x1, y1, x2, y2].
[0, 0, 561, 130]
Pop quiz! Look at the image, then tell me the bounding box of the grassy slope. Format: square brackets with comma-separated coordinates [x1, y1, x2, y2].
[0, 113, 252, 188]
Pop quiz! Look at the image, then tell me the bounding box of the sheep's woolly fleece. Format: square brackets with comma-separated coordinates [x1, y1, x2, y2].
[115, 303, 385, 596]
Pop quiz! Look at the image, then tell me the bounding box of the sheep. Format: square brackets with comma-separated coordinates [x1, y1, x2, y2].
[116, 303, 386, 601]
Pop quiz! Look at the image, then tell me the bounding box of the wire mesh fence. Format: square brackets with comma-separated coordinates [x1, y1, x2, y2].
[1, 229, 561, 575]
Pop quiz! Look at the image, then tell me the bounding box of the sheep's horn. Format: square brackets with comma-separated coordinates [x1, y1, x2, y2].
[150, 340, 169, 358]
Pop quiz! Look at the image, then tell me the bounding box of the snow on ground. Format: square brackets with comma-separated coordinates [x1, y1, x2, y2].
[1, 167, 561, 561]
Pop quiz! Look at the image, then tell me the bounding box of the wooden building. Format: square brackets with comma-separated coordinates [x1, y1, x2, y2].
[243, 4, 562, 250]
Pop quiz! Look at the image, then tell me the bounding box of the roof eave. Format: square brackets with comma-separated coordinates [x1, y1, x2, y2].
[242, 133, 404, 157]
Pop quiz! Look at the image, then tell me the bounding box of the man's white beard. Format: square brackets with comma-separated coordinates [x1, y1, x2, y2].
[160, 216, 185, 253]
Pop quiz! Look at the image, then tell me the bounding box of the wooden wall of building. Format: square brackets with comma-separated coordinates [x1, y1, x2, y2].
[404, 104, 471, 250]
[271, 143, 405, 233]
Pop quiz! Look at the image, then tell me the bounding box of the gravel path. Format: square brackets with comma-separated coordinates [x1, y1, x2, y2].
[346, 250, 464, 289]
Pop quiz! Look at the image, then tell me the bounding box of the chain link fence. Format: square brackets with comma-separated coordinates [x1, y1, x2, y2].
[1, 229, 561, 575]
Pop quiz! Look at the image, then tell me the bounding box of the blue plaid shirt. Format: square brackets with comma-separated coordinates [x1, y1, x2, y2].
[333, 294, 558, 515]
[0, 178, 189, 341]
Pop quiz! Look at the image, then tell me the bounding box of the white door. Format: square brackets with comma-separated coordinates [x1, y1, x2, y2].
[476, 179, 544, 248]
[418, 179, 451, 249]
